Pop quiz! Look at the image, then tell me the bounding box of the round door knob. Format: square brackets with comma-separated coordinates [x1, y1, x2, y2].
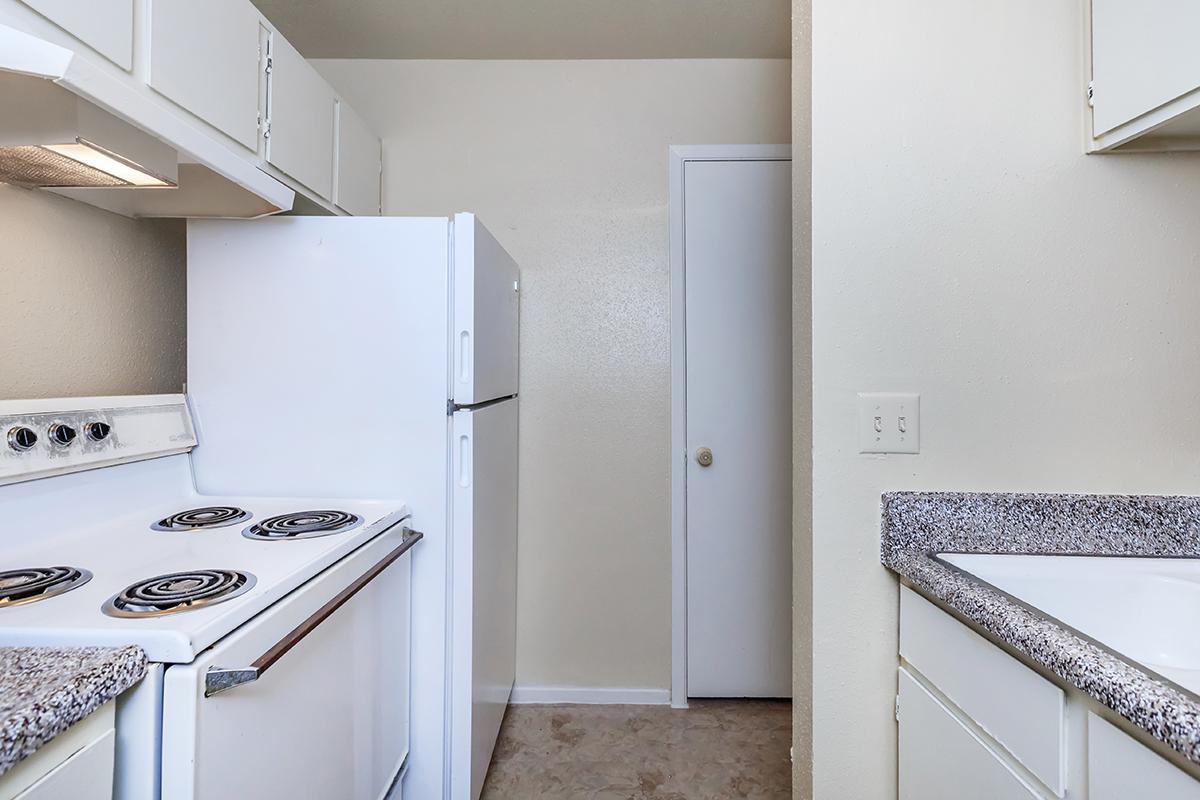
[696, 447, 714, 467]
[85, 421, 112, 442]
[48, 423, 77, 447]
[7, 426, 37, 452]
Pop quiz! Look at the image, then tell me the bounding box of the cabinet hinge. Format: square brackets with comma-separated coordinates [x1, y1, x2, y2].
[1087, 81, 1095, 108]
[264, 55, 274, 75]
[894, 695, 901, 722]
[263, 120, 272, 140]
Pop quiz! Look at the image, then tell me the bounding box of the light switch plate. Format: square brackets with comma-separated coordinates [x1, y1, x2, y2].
[858, 393, 920, 454]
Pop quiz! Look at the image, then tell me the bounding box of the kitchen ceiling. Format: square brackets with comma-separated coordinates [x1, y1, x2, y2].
[249, 0, 791, 60]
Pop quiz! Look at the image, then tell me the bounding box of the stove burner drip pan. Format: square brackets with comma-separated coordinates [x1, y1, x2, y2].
[102, 569, 256, 618]
[151, 506, 251, 531]
[242, 510, 363, 541]
[0, 567, 93, 607]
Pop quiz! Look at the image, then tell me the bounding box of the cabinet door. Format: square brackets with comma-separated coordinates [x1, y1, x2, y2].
[147, 0, 262, 150]
[898, 669, 1041, 800]
[335, 102, 381, 216]
[1089, 714, 1200, 800]
[1092, 0, 1200, 135]
[900, 587, 1065, 794]
[19, 0, 133, 69]
[14, 729, 114, 800]
[266, 33, 335, 200]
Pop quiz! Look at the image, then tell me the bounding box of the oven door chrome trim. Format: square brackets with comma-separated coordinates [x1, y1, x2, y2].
[203, 524, 422, 697]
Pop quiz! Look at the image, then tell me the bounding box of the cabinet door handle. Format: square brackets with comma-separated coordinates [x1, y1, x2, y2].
[204, 522, 423, 697]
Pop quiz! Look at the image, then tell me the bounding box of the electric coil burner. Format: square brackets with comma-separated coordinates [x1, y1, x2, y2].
[0, 566, 92, 607]
[242, 510, 364, 541]
[151, 506, 251, 531]
[102, 569, 257, 618]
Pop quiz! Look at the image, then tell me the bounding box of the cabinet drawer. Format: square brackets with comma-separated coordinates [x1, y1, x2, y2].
[1089, 714, 1200, 800]
[899, 668, 1041, 800]
[900, 586, 1065, 795]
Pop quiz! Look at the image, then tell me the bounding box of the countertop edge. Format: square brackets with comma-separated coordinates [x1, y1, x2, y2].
[0, 645, 148, 777]
[886, 552, 1200, 765]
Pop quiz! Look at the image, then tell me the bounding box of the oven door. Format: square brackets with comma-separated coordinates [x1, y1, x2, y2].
[159, 527, 415, 800]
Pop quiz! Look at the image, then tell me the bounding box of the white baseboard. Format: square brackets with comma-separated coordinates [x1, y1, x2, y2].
[509, 686, 671, 706]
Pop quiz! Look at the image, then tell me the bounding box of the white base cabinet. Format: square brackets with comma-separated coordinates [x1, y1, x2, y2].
[899, 586, 1200, 799]
[899, 668, 1041, 800]
[0, 701, 116, 800]
[1089, 713, 1200, 800]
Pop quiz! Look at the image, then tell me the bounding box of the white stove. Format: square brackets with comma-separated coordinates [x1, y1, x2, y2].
[0, 395, 418, 800]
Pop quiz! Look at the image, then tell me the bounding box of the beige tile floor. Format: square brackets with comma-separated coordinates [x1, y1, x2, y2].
[480, 699, 792, 799]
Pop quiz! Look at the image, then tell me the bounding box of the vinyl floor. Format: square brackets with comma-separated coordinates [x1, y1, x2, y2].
[479, 699, 792, 799]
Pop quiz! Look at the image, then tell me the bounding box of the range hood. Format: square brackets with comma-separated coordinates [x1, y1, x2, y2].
[0, 24, 294, 218]
[0, 71, 177, 189]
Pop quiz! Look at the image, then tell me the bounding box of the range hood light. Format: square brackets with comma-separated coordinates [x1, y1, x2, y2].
[42, 139, 174, 187]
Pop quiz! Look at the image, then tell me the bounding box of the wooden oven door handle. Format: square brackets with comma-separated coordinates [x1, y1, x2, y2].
[204, 525, 423, 697]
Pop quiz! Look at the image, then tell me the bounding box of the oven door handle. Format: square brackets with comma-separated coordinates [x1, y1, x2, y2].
[203, 524, 423, 698]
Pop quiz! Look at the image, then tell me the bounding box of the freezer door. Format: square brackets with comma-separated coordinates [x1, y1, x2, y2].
[453, 213, 520, 405]
[450, 399, 518, 800]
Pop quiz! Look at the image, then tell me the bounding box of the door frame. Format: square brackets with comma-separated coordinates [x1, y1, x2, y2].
[668, 144, 792, 708]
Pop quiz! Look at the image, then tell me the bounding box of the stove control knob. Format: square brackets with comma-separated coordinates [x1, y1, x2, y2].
[7, 426, 37, 452]
[85, 421, 112, 442]
[48, 423, 77, 447]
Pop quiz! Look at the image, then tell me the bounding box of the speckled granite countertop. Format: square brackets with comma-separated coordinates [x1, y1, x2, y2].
[0, 646, 147, 776]
[882, 492, 1200, 765]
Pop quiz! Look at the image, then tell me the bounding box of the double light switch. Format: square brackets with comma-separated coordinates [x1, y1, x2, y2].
[858, 393, 920, 454]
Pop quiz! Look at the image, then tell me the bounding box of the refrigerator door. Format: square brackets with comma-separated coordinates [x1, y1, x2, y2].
[453, 213, 520, 406]
[450, 398, 518, 800]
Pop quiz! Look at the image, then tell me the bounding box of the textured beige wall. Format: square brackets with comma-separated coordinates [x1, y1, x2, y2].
[791, 0, 813, 796]
[812, 0, 1200, 796]
[317, 58, 791, 689]
[0, 186, 185, 400]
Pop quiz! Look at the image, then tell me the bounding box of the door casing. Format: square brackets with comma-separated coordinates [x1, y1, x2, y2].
[668, 144, 791, 708]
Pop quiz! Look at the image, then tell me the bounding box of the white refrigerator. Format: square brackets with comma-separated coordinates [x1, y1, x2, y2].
[185, 214, 519, 800]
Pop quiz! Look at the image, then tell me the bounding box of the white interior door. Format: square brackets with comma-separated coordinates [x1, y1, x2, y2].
[684, 155, 791, 698]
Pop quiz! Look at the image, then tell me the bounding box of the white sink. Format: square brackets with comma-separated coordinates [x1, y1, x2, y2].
[940, 553, 1200, 695]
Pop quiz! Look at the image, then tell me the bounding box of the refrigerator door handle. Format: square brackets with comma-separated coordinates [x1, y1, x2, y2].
[458, 330, 472, 384]
[458, 433, 472, 487]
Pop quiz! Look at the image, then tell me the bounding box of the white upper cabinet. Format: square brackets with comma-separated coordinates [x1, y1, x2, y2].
[148, 0, 262, 151]
[335, 101, 381, 216]
[1090, 0, 1200, 151]
[266, 33, 335, 200]
[2, 0, 381, 215]
[18, 0, 132, 69]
